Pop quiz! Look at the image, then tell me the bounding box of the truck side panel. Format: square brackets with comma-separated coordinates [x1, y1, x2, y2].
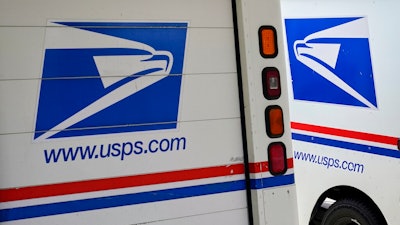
[281, 0, 400, 224]
[0, 0, 249, 224]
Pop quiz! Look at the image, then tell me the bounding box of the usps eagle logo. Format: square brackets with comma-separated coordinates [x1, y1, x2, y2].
[285, 17, 377, 109]
[34, 22, 188, 140]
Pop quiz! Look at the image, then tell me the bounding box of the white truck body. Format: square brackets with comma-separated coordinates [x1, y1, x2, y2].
[281, 0, 400, 224]
[0, 0, 298, 224]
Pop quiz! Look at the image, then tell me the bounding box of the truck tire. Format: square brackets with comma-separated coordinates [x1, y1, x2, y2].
[321, 198, 381, 225]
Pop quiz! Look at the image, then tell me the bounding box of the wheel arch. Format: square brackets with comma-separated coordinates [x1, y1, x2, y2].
[309, 185, 387, 225]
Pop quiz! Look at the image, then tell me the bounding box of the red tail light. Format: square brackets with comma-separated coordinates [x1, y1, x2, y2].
[268, 142, 287, 175]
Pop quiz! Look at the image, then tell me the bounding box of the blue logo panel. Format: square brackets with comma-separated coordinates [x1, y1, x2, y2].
[35, 22, 188, 140]
[285, 17, 377, 109]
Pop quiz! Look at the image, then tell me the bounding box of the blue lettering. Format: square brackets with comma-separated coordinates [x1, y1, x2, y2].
[111, 143, 121, 157]
[65, 147, 79, 161]
[99, 144, 110, 158]
[44, 148, 63, 163]
[159, 139, 170, 152]
[121, 142, 133, 160]
[42, 137, 188, 163]
[134, 141, 143, 154]
[149, 140, 159, 153]
[80, 145, 96, 159]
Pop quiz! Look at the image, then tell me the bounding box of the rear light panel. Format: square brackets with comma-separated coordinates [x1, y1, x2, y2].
[259, 25, 287, 176]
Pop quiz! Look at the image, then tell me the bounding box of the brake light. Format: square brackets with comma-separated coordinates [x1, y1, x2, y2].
[268, 142, 287, 175]
[259, 26, 278, 58]
[262, 67, 281, 99]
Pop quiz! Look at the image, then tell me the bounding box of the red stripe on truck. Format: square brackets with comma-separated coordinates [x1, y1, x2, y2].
[291, 122, 398, 146]
[0, 164, 245, 202]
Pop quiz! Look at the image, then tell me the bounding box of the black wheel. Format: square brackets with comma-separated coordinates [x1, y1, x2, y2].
[321, 198, 381, 225]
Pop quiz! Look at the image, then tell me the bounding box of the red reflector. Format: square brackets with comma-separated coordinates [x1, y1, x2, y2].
[268, 142, 287, 175]
[262, 67, 281, 100]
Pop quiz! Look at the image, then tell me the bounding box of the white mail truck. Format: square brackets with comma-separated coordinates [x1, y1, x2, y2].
[281, 0, 400, 224]
[0, 0, 298, 224]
